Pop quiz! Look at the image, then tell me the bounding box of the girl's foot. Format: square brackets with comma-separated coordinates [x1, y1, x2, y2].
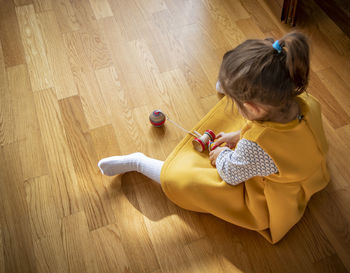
[98, 152, 146, 176]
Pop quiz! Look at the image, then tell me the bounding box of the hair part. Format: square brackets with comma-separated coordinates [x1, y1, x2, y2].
[219, 31, 310, 110]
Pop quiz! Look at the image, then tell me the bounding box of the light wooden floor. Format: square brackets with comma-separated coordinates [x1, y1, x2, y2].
[0, 0, 349, 272]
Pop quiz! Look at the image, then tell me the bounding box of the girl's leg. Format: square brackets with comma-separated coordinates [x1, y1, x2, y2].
[98, 153, 164, 184]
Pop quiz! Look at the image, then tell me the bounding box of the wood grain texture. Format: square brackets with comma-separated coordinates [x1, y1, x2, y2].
[24, 176, 60, 241]
[0, 0, 25, 67]
[0, 0, 349, 272]
[33, 0, 52, 12]
[16, 4, 54, 91]
[88, 0, 113, 19]
[59, 96, 115, 230]
[7, 65, 48, 180]
[63, 31, 111, 129]
[308, 71, 350, 129]
[33, 88, 81, 217]
[91, 224, 130, 273]
[0, 42, 11, 146]
[37, 11, 78, 99]
[14, 0, 33, 5]
[0, 144, 37, 273]
[0, 228, 4, 273]
[33, 232, 69, 273]
[61, 212, 98, 273]
[52, 0, 80, 33]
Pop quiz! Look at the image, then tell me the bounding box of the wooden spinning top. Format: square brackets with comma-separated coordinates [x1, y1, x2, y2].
[192, 130, 216, 152]
[149, 110, 166, 127]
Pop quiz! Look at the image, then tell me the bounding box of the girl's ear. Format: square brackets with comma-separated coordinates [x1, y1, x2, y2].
[243, 102, 268, 118]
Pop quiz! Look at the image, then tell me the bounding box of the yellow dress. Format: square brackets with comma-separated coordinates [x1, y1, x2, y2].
[160, 93, 330, 244]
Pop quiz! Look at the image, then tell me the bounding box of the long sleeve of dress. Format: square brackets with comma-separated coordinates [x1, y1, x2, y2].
[215, 139, 278, 186]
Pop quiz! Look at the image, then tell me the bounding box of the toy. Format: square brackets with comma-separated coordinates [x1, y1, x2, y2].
[208, 140, 218, 152]
[192, 130, 216, 152]
[149, 110, 217, 152]
[149, 110, 166, 127]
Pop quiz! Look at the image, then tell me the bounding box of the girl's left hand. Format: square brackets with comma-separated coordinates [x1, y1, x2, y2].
[209, 147, 227, 166]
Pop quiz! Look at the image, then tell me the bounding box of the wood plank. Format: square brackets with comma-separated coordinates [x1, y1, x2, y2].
[94, 66, 137, 151]
[169, 28, 219, 98]
[322, 119, 350, 191]
[201, 0, 247, 48]
[52, 0, 80, 33]
[313, 254, 348, 273]
[33, 88, 81, 217]
[108, 0, 150, 41]
[200, 214, 255, 273]
[16, 4, 54, 91]
[237, 0, 280, 33]
[134, 179, 207, 272]
[63, 32, 111, 129]
[161, 0, 197, 28]
[184, 238, 227, 273]
[126, 39, 166, 107]
[309, 189, 350, 272]
[199, 94, 222, 114]
[94, 66, 141, 154]
[147, 10, 181, 72]
[160, 69, 207, 131]
[91, 224, 130, 273]
[34, 233, 69, 273]
[0, 41, 11, 146]
[179, 24, 224, 87]
[70, 0, 98, 30]
[33, 0, 52, 12]
[37, 11, 78, 99]
[14, 0, 33, 5]
[337, 124, 350, 152]
[308, 71, 350, 129]
[236, 18, 266, 39]
[59, 96, 116, 230]
[61, 212, 99, 273]
[284, 208, 336, 264]
[316, 68, 350, 117]
[24, 176, 60, 241]
[88, 0, 113, 19]
[98, 17, 158, 108]
[0, 144, 37, 273]
[7, 65, 48, 180]
[136, 0, 167, 16]
[115, 174, 162, 273]
[0, 0, 25, 67]
[0, 229, 4, 273]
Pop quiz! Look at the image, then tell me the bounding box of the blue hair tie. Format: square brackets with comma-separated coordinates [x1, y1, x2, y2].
[272, 40, 282, 53]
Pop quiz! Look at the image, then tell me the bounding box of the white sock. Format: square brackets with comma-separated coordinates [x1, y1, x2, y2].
[216, 80, 225, 94]
[98, 153, 164, 184]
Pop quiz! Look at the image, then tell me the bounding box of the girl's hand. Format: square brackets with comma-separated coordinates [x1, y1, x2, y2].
[213, 131, 241, 149]
[209, 147, 227, 166]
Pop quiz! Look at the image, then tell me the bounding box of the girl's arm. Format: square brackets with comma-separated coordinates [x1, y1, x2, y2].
[211, 139, 278, 186]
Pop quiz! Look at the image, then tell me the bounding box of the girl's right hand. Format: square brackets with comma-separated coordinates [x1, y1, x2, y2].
[214, 131, 241, 149]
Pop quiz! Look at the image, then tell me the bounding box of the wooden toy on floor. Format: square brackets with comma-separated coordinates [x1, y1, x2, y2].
[149, 110, 218, 152]
[149, 110, 166, 127]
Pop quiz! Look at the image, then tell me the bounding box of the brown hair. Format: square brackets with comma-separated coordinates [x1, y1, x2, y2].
[218, 31, 310, 110]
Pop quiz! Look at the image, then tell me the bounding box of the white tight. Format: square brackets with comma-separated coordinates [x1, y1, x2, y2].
[98, 153, 164, 183]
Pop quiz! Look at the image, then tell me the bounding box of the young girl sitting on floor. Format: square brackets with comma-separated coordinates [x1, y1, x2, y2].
[98, 31, 330, 244]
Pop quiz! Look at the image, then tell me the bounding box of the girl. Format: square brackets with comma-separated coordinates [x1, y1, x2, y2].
[98, 31, 330, 244]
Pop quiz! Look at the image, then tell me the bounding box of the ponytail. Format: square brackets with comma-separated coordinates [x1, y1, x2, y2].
[279, 32, 310, 95]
